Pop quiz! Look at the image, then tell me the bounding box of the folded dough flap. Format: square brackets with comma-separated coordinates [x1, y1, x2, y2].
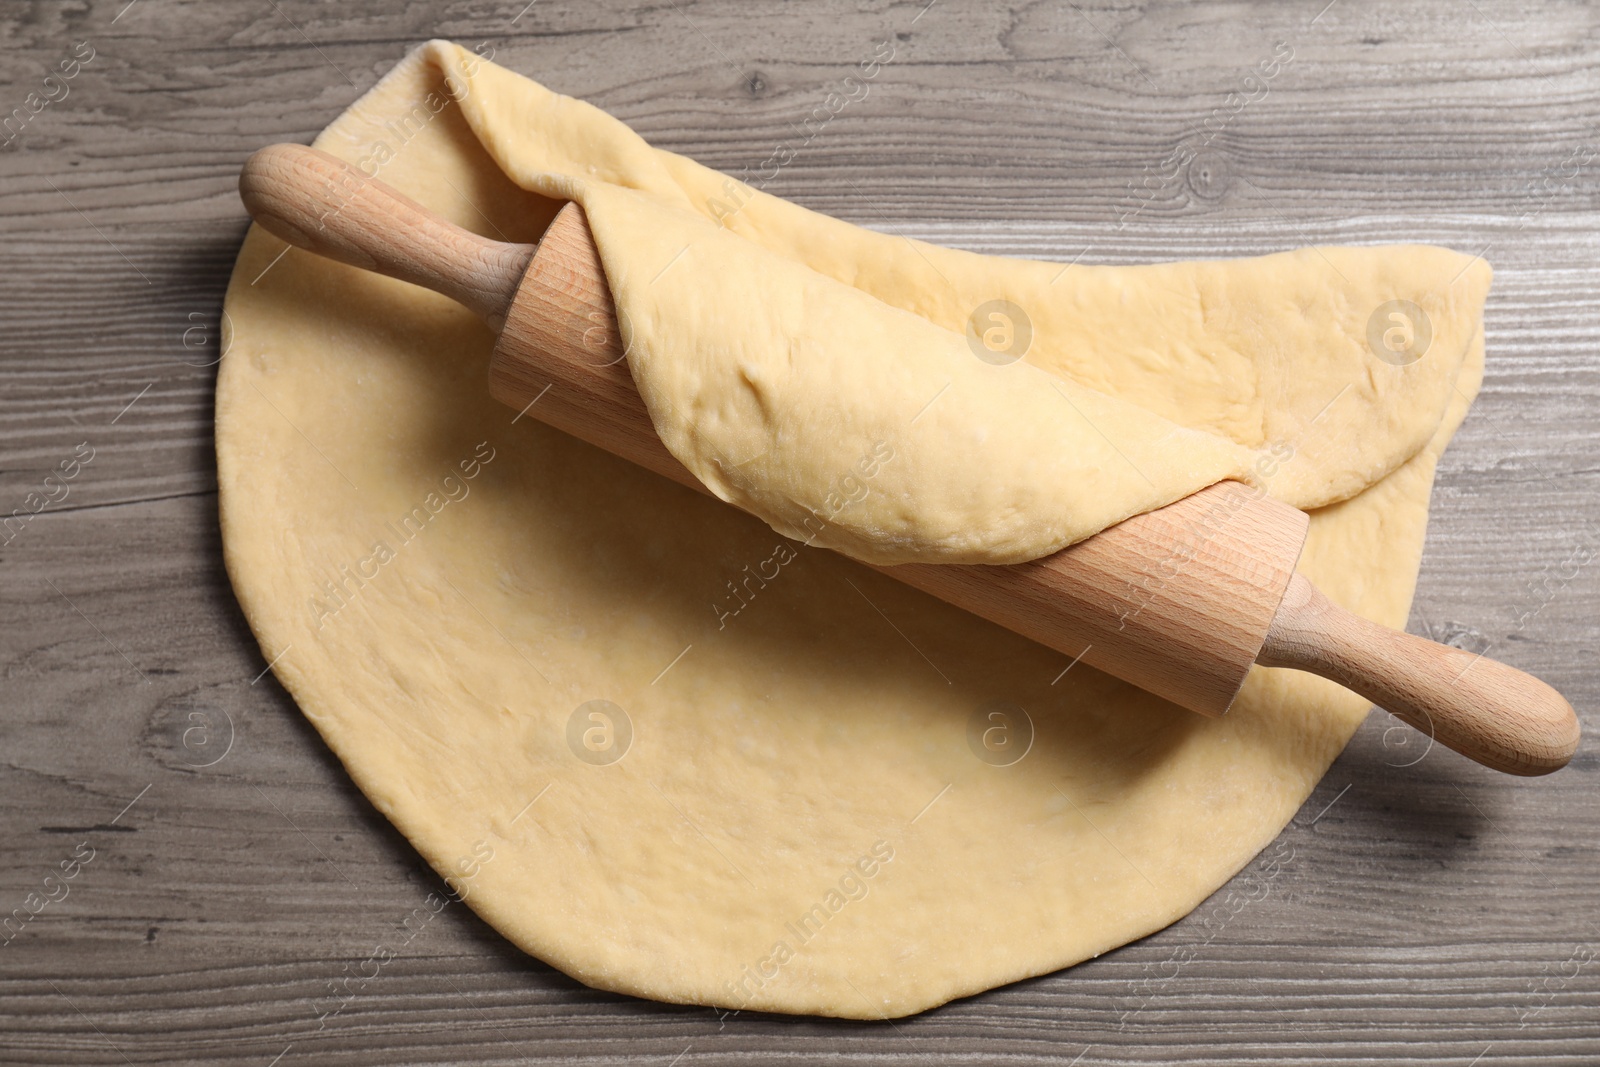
[422, 40, 1490, 568]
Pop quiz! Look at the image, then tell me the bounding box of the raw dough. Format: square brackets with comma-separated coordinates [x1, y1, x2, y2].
[218, 40, 1489, 1018]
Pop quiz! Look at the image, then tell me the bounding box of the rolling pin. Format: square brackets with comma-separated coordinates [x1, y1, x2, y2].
[238, 143, 1581, 777]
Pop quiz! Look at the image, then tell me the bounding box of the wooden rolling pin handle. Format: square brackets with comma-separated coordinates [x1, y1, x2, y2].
[1259, 574, 1580, 776]
[238, 144, 535, 331]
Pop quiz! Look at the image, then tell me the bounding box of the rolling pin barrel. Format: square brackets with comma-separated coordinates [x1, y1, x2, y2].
[238, 142, 1580, 778]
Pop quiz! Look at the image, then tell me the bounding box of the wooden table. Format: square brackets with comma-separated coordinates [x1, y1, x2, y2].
[2, 1, 1597, 1063]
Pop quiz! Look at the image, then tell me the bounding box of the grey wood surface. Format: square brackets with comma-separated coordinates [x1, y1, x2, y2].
[2, 0, 1598, 1063]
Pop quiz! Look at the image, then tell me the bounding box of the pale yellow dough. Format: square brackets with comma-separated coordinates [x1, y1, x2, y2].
[218, 41, 1490, 1017]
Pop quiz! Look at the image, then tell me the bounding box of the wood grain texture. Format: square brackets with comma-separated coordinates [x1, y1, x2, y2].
[1260, 572, 1581, 775]
[491, 201, 706, 488]
[1, 0, 1597, 1063]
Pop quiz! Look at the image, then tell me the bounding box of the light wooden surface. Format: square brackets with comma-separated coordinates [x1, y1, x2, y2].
[2, 0, 1598, 1064]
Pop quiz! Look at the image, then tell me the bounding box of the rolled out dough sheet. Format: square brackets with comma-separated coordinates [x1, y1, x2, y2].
[217, 41, 1489, 1018]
